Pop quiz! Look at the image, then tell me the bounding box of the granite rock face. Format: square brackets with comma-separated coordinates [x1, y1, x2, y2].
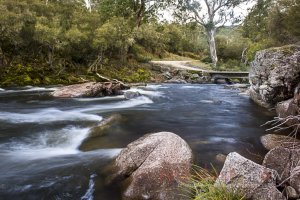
[249, 45, 300, 108]
[109, 132, 193, 200]
[124, 91, 142, 99]
[261, 134, 300, 151]
[263, 147, 300, 194]
[216, 152, 285, 200]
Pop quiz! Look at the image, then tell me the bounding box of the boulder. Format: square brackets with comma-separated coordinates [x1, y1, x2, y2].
[290, 166, 300, 194]
[276, 99, 300, 126]
[283, 186, 299, 199]
[164, 79, 187, 84]
[261, 134, 300, 151]
[263, 147, 300, 187]
[162, 72, 172, 80]
[124, 91, 142, 99]
[215, 153, 227, 163]
[52, 81, 129, 98]
[249, 45, 300, 108]
[191, 73, 200, 80]
[88, 114, 122, 138]
[109, 132, 192, 200]
[178, 70, 193, 80]
[263, 147, 292, 182]
[216, 152, 285, 200]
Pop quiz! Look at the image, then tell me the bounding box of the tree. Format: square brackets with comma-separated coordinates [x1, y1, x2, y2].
[242, 0, 272, 42]
[98, 0, 171, 27]
[177, 0, 249, 68]
[242, 0, 299, 61]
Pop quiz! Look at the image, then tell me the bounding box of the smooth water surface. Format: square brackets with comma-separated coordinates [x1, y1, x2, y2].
[0, 84, 274, 199]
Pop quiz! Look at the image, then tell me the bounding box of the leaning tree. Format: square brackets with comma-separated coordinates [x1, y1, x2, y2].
[177, 0, 250, 68]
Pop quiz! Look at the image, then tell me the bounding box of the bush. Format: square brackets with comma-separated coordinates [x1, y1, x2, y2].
[246, 39, 275, 61]
[131, 44, 155, 63]
[135, 23, 167, 55]
[216, 35, 250, 61]
[201, 56, 212, 64]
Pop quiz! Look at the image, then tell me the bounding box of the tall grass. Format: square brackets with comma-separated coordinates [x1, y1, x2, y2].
[181, 166, 245, 200]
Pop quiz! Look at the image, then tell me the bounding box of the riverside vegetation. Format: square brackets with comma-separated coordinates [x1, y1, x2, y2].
[0, 0, 298, 87]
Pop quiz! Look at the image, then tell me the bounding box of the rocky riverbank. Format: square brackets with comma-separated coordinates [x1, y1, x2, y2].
[103, 45, 300, 200]
[149, 62, 210, 84]
[51, 80, 129, 98]
[102, 131, 300, 200]
[234, 44, 300, 199]
[249, 45, 300, 109]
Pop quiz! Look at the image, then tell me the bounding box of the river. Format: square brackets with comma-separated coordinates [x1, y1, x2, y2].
[0, 84, 274, 199]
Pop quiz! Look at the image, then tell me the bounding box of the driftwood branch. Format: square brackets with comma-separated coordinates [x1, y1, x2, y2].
[95, 73, 111, 82]
[262, 115, 300, 147]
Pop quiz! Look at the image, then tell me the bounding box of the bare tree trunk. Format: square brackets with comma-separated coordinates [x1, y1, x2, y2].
[132, 0, 145, 28]
[206, 27, 218, 68]
[47, 49, 54, 68]
[241, 48, 248, 65]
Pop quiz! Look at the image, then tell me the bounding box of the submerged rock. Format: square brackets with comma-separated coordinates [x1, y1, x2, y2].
[124, 91, 142, 100]
[88, 114, 122, 138]
[261, 134, 300, 151]
[249, 45, 300, 108]
[215, 153, 227, 163]
[52, 81, 129, 98]
[216, 152, 285, 200]
[108, 132, 192, 200]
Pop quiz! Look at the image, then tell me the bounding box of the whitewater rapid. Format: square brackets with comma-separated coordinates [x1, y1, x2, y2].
[0, 85, 163, 160]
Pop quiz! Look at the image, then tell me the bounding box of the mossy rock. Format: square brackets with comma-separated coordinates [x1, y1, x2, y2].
[268, 45, 299, 56]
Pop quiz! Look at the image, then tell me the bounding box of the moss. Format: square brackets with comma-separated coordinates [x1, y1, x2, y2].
[267, 44, 298, 55]
[0, 58, 153, 87]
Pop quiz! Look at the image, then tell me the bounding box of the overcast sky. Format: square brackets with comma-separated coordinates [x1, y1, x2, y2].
[160, 1, 256, 24]
[83, 0, 256, 24]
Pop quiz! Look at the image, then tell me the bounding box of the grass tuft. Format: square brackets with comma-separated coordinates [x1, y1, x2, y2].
[180, 165, 245, 200]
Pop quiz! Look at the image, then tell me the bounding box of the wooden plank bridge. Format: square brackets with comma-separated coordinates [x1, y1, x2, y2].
[150, 61, 249, 83]
[204, 71, 249, 83]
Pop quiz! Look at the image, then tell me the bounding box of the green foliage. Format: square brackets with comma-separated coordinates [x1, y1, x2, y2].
[0, 0, 209, 86]
[242, 0, 299, 61]
[201, 56, 212, 64]
[93, 17, 134, 61]
[181, 166, 245, 200]
[216, 28, 250, 61]
[246, 39, 274, 61]
[218, 60, 249, 72]
[1, 0, 298, 86]
[134, 23, 167, 55]
[98, 62, 151, 83]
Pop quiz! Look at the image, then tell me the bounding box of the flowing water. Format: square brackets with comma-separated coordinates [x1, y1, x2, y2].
[0, 84, 274, 200]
